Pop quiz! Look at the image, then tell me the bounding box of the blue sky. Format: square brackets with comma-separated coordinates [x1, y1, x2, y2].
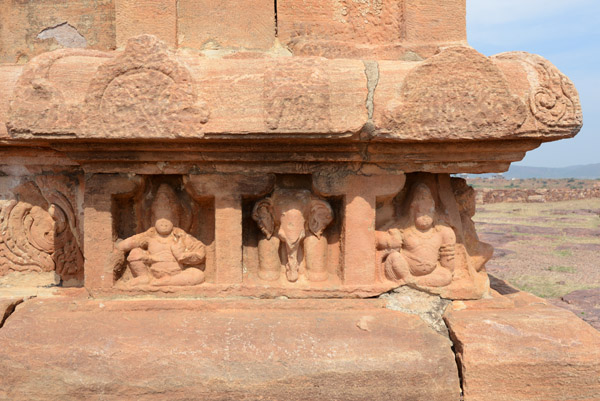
[467, 0, 599, 167]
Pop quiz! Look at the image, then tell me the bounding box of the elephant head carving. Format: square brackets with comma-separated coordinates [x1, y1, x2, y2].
[252, 189, 333, 282]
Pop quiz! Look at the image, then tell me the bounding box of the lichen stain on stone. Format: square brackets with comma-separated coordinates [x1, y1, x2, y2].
[37, 22, 87, 48]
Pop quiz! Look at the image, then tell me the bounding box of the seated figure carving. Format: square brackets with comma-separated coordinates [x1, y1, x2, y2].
[377, 183, 456, 288]
[113, 184, 205, 287]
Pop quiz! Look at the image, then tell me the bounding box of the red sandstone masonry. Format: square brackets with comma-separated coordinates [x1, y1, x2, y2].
[0, 1, 595, 400]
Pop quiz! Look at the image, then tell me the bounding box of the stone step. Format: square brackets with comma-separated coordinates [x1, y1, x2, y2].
[0, 297, 460, 401]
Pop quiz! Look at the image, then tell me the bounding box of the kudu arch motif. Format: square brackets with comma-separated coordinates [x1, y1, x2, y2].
[252, 189, 333, 282]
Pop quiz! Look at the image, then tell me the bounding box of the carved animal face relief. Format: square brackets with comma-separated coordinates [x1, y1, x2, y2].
[0, 200, 77, 278]
[252, 189, 333, 283]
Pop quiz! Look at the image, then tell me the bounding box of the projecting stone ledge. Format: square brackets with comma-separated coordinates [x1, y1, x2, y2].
[1, 35, 582, 146]
[0, 297, 461, 401]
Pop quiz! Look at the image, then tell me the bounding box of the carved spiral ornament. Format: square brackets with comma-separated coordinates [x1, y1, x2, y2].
[0, 200, 55, 272]
[0, 196, 82, 278]
[530, 58, 581, 128]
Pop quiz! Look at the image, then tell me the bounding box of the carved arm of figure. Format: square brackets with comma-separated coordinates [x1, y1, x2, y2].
[116, 232, 149, 254]
[438, 226, 456, 272]
[376, 225, 406, 282]
[170, 229, 206, 268]
[110, 231, 154, 283]
[376, 227, 403, 252]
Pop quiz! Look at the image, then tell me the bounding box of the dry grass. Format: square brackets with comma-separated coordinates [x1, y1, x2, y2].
[474, 198, 600, 299]
[476, 199, 600, 229]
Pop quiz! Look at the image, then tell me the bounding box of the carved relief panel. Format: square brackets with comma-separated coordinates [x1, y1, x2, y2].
[108, 176, 214, 290]
[252, 189, 334, 282]
[83, 171, 489, 300]
[0, 174, 84, 285]
[376, 173, 491, 299]
[243, 175, 342, 287]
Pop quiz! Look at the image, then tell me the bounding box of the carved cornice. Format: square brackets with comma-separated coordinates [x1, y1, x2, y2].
[1, 37, 583, 150]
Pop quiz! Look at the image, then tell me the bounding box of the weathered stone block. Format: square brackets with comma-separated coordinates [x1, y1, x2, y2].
[404, 0, 466, 45]
[277, 0, 466, 59]
[444, 297, 600, 401]
[0, 298, 461, 401]
[0, 65, 23, 138]
[277, 0, 404, 58]
[0, 298, 22, 327]
[178, 0, 275, 50]
[115, 0, 177, 47]
[0, 0, 115, 64]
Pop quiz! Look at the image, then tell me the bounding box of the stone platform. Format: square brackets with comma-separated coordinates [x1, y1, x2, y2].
[0, 1, 594, 400]
[446, 291, 600, 401]
[1, 289, 599, 401]
[0, 294, 461, 401]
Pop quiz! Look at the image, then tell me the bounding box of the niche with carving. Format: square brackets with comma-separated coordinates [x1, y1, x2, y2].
[109, 176, 214, 289]
[375, 173, 491, 299]
[243, 175, 341, 285]
[0, 174, 83, 286]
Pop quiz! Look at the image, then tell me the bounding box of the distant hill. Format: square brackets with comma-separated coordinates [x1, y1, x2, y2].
[504, 164, 600, 179]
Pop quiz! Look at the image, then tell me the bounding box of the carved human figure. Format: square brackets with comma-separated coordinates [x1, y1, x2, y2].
[114, 184, 205, 287]
[377, 184, 456, 287]
[252, 189, 333, 282]
[452, 177, 493, 272]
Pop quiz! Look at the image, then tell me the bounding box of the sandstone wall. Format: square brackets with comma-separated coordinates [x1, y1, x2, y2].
[0, 0, 467, 63]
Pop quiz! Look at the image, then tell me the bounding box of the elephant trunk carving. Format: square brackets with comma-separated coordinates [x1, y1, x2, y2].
[252, 189, 333, 283]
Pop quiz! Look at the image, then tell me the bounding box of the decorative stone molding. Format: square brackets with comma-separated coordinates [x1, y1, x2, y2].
[4, 39, 581, 148]
[7, 49, 111, 136]
[83, 35, 209, 139]
[380, 46, 527, 140]
[7, 35, 209, 139]
[493, 52, 582, 133]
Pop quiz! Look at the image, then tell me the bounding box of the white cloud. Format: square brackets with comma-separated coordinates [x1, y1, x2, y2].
[467, 0, 594, 26]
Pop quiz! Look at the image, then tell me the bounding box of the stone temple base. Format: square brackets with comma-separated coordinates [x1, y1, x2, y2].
[1, 289, 599, 401]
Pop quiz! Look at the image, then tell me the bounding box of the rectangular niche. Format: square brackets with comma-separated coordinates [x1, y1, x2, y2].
[111, 175, 215, 287]
[242, 174, 342, 288]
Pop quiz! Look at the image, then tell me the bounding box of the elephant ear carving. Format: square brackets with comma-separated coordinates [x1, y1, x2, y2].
[308, 199, 333, 239]
[252, 198, 275, 239]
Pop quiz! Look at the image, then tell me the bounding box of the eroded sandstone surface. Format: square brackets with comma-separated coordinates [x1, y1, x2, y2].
[0, 1, 596, 400]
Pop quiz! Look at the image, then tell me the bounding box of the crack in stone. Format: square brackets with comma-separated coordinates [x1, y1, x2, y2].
[444, 314, 466, 400]
[362, 60, 379, 122]
[381, 286, 451, 337]
[0, 298, 24, 329]
[274, 0, 279, 37]
[381, 287, 465, 398]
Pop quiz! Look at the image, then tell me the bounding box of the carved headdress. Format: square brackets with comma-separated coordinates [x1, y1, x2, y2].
[151, 184, 180, 226]
[410, 184, 436, 214]
[393, 183, 439, 229]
